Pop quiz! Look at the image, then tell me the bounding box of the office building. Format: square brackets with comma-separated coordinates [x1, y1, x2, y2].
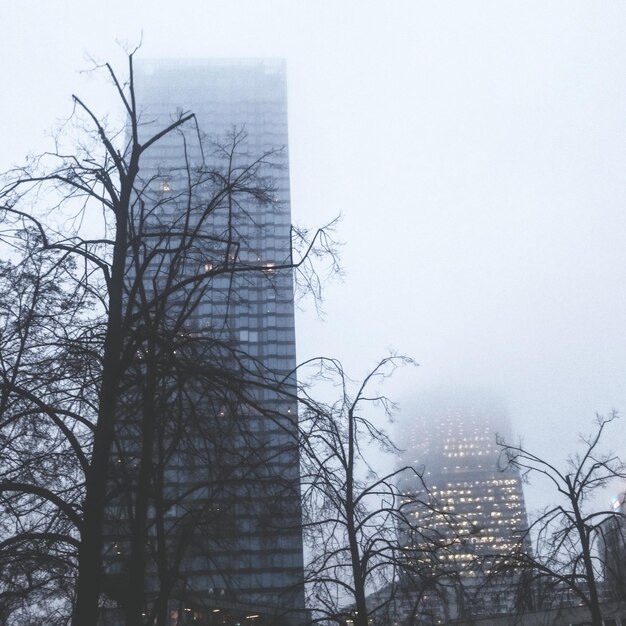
[599, 491, 626, 601]
[103, 60, 305, 625]
[395, 392, 530, 622]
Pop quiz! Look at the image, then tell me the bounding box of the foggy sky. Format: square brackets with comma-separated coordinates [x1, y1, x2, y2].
[2, 1, 626, 510]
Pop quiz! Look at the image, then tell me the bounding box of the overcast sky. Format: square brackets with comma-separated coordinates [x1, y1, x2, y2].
[2, 1, 626, 509]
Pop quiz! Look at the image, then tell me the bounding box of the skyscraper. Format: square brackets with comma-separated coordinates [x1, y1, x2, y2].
[104, 60, 305, 625]
[396, 392, 529, 622]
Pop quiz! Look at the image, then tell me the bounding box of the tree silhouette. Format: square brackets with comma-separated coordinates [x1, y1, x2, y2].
[0, 51, 337, 626]
[496, 413, 626, 626]
[299, 356, 438, 626]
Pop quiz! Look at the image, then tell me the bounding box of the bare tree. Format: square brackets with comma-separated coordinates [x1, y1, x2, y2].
[299, 356, 429, 626]
[0, 246, 86, 625]
[496, 412, 626, 626]
[0, 51, 337, 626]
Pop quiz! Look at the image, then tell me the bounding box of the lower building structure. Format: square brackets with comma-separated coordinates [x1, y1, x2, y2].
[446, 599, 626, 626]
[599, 492, 626, 603]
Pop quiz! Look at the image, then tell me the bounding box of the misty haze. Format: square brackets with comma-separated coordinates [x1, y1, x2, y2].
[0, 3, 625, 626]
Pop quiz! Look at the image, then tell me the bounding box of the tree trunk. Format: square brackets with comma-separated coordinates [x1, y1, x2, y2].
[72, 153, 138, 626]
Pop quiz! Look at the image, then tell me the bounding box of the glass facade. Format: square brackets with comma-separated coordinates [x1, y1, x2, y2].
[104, 60, 305, 624]
[397, 395, 530, 621]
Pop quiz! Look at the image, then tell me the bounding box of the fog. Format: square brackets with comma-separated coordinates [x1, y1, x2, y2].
[2, 1, 626, 510]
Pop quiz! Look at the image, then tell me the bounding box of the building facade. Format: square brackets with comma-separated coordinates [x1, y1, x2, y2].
[395, 393, 530, 623]
[599, 492, 626, 602]
[103, 60, 305, 625]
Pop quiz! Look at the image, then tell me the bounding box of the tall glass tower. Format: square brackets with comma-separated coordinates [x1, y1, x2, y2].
[104, 60, 305, 625]
[396, 392, 529, 621]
